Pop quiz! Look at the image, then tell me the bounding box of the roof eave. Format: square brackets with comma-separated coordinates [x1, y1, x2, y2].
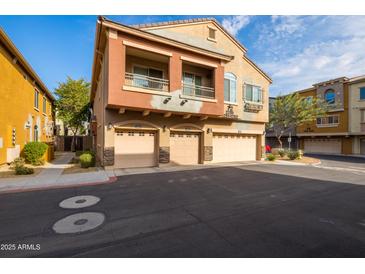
[0, 27, 55, 102]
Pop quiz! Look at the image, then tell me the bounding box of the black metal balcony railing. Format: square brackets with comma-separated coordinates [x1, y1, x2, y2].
[182, 82, 215, 99]
[125, 72, 169, 92]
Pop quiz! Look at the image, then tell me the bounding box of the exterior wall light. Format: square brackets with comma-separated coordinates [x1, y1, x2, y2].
[163, 125, 167, 132]
[163, 97, 171, 104]
[180, 99, 188, 106]
[107, 122, 113, 130]
[207, 128, 212, 133]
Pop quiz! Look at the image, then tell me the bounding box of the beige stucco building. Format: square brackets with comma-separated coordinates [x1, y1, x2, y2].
[348, 75, 365, 155]
[90, 17, 272, 168]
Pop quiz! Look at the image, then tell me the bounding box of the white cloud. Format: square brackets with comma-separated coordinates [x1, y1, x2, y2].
[256, 16, 365, 96]
[222, 16, 250, 36]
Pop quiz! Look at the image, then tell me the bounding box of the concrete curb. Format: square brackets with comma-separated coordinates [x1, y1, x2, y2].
[0, 176, 117, 195]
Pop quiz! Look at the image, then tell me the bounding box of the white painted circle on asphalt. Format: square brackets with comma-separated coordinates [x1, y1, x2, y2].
[59, 195, 100, 209]
[52, 212, 105, 234]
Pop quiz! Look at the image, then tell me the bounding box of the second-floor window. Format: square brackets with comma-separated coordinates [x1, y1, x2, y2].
[224, 72, 237, 103]
[325, 89, 335, 104]
[360, 87, 365, 100]
[43, 97, 47, 113]
[361, 109, 365, 123]
[244, 84, 263, 103]
[316, 115, 339, 126]
[132, 66, 164, 90]
[34, 90, 39, 109]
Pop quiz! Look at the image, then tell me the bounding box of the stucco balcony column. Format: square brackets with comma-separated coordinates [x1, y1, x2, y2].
[169, 53, 182, 92]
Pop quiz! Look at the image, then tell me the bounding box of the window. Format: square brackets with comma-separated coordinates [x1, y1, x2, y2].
[133, 66, 164, 90]
[316, 115, 339, 126]
[183, 72, 202, 96]
[224, 73, 237, 103]
[43, 97, 47, 113]
[244, 84, 262, 103]
[208, 28, 216, 40]
[360, 87, 365, 100]
[305, 96, 313, 103]
[34, 90, 39, 109]
[325, 89, 335, 104]
[361, 109, 365, 123]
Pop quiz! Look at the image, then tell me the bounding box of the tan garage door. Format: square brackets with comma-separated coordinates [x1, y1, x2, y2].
[170, 132, 200, 165]
[212, 134, 257, 162]
[114, 130, 157, 168]
[304, 138, 341, 154]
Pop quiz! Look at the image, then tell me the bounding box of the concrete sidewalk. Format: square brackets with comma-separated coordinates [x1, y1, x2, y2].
[0, 152, 112, 194]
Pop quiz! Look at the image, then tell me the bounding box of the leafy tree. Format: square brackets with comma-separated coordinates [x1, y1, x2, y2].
[55, 77, 90, 151]
[267, 93, 327, 149]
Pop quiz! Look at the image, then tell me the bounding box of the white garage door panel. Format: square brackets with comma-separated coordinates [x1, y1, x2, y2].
[304, 139, 341, 154]
[114, 131, 157, 168]
[213, 135, 257, 162]
[170, 133, 200, 165]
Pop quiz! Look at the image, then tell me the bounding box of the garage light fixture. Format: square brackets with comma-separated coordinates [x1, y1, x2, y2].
[107, 122, 113, 130]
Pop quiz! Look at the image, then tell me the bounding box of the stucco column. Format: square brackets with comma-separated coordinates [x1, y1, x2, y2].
[214, 65, 225, 115]
[158, 128, 170, 163]
[203, 129, 213, 162]
[169, 53, 182, 92]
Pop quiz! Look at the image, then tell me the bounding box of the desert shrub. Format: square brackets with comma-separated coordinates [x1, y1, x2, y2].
[266, 153, 276, 161]
[15, 165, 34, 175]
[287, 150, 300, 160]
[278, 149, 286, 158]
[271, 148, 280, 155]
[10, 157, 25, 169]
[23, 142, 48, 165]
[80, 152, 95, 168]
[298, 149, 303, 159]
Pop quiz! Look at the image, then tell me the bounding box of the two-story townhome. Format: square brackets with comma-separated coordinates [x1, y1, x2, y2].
[90, 17, 272, 168]
[296, 77, 352, 155]
[348, 75, 365, 155]
[0, 28, 55, 164]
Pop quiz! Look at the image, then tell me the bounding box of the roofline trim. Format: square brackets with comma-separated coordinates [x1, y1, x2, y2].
[102, 18, 233, 61]
[0, 27, 55, 102]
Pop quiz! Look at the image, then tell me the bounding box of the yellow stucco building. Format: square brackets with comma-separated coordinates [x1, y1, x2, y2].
[0, 28, 55, 164]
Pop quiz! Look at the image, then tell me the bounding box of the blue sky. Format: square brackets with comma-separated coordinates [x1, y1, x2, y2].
[1, 15, 364, 96]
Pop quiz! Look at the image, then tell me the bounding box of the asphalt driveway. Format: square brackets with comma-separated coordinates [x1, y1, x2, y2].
[0, 163, 365, 258]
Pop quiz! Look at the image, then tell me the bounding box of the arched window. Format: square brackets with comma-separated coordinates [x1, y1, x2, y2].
[325, 89, 335, 104]
[224, 72, 237, 103]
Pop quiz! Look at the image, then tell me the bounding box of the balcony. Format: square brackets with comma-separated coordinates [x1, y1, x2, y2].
[182, 82, 215, 99]
[125, 72, 169, 92]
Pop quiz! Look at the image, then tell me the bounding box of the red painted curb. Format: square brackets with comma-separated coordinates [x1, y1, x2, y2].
[0, 176, 118, 195]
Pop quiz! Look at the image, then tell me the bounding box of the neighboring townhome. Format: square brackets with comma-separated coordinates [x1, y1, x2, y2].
[295, 76, 357, 155]
[0, 27, 55, 164]
[348, 75, 365, 155]
[90, 17, 272, 168]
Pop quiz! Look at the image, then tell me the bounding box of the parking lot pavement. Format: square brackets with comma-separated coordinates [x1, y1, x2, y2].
[0, 163, 364, 258]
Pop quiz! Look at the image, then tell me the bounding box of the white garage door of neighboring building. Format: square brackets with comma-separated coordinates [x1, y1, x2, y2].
[170, 132, 200, 165]
[304, 138, 341, 154]
[114, 130, 157, 168]
[212, 134, 257, 162]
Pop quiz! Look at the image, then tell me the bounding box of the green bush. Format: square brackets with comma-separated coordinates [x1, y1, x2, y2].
[23, 142, 48, 165]
[15, 165, 34, 175]
[10, 157, 25, 169]
[266, 153, 276, 161]
[278, 149, 286, 158]
[80, 152, 95, 168]
[287, 150, 300, 160]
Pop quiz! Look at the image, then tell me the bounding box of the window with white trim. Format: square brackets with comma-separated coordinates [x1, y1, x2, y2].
[244, 84, 263, 103]
[34, 90, 39, 109]
[224, 73, 237, 103]
[43, 96, 47, 113]
[316, 115, 339, 126]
